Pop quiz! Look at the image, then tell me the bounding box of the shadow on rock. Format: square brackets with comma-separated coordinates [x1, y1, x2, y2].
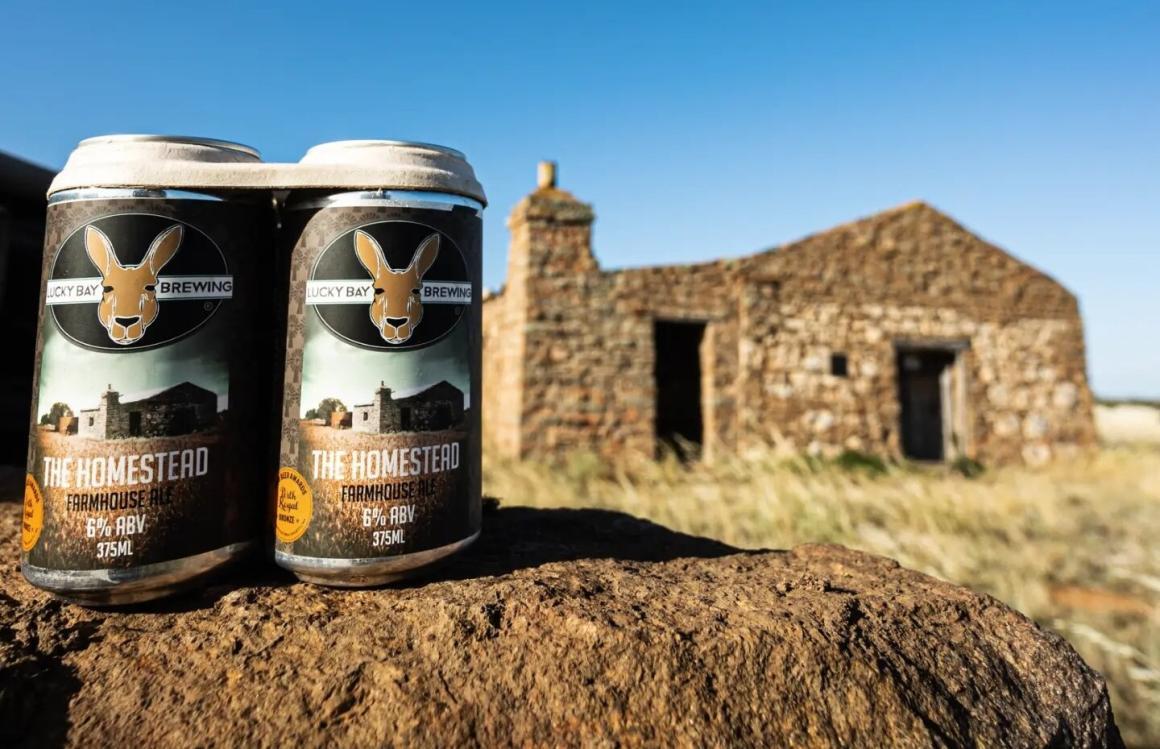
[0, 466, 24, 504]
[0, 657, 80, 749]
[3, 478, 746, 608]
[101, 506, 741, 610]
[0, 599, 101, 749]
[434, 504, 745, 582]
[104, 547, 299, 615]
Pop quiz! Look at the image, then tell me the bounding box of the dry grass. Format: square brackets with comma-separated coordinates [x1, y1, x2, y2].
[484, 427, 1160, 745]
[1097, 403, 1160, 445]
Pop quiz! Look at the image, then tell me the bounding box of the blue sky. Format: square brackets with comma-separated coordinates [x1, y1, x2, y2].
[2, 1, 1156, 397]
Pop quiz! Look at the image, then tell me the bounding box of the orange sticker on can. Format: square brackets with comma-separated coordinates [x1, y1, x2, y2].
[275, 467, 313, 543]
[22, 474, 44, 552]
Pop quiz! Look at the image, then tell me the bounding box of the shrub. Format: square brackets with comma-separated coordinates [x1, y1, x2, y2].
[834, 450, 889, 476]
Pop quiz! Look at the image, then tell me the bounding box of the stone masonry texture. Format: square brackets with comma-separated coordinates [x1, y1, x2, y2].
[483, 172, 1096, 465]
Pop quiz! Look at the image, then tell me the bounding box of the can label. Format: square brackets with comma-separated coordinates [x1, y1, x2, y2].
[24, 198, 268, 572]
[277, 205, 481, 561]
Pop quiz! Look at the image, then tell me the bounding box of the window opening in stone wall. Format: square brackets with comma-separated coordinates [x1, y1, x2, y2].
[654, 320, 706, 461]
[128, 411, 142, 437]
[897, 348, 957, 461]
[831, 353, 849, 377]
[400, 407, 412, 431]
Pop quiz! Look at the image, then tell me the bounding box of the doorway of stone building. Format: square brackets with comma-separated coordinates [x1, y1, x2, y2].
[897, 346, 964, 461]
[170, 407, 195, 436]
[128, 411, 142, 437]
[654, 320, 706, 460]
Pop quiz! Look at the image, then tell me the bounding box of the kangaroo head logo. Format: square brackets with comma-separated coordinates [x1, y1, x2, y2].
[84, 224, 183, 345]
[354, 230, 439, 344]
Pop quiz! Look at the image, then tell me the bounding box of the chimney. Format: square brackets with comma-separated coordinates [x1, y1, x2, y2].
[506, 160, 597, 283]
[537, 161, 557, 190]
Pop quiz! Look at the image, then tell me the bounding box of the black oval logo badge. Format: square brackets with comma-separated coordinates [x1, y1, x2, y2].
[307, 221, 471, 351]
[48, 214, 232, 352]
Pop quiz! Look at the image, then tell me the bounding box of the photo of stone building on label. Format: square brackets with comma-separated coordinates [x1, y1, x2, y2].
[73, 382, 219, 439]
[323, 381, 465, 434]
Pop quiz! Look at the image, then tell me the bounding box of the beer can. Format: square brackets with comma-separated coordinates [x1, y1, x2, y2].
[274, 140, 486, 586]
[22, 135, 276, 605]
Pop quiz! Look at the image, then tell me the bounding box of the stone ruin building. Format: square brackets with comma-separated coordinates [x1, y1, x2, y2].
[482, 162, 1097, 465]
[352, 381, 465, 434]
[78, 382, 217, 439]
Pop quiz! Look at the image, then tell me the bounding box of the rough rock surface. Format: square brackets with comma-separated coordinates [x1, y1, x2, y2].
[1, 498, 1122, 748]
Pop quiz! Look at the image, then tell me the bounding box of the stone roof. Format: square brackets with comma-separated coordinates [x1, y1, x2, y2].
[739, 200, 1078, 317]
[746, 200, 980, 265]
[491, 180, 1076, 315]
[124, 381, 216, 408]
[359, 381, 464, 408]
[393, 380, 463, 406]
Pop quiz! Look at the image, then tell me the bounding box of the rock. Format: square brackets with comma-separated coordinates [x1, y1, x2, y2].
[0, 499, 1122, 748]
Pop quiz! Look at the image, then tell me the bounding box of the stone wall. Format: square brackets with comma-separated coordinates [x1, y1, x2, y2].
[78, 408, 105, 439]
[353, 385, 463, 435]
[404, 400, 455, 432]
[353, 397, 382, 433]
[484, 183, 600, 456]
[733, 203, 1096, 464]
[75, 388, 218, 439]
[133, 400, 214, 438]
[78, 392, 115, 440]
[482, 170, 1096, 465]
[735, 298, 1094, 464]
[481, 290, 512, 449]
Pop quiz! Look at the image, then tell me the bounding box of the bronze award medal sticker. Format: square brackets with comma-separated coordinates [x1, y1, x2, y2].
[275, 467, 313, 543]
[46, 214, 233, 352]
[22, 475, 44, 553]
[306, 221, 471, 352]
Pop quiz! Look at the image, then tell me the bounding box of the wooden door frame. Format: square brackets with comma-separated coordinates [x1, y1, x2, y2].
[894, 339, 972, 461]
